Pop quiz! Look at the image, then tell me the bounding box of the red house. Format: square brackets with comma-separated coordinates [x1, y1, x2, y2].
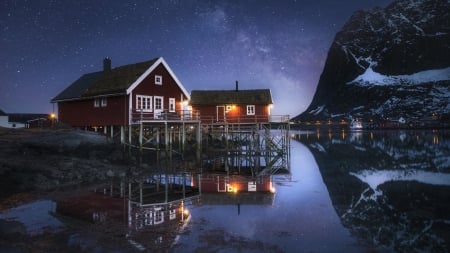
[190, 82, 273, 124]
[51, 57, 190, 128]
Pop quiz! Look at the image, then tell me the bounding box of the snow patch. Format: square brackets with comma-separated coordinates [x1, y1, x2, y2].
[348, 67, 450, 86]
[309, 143, 326, 153]
[350, 169, 450, 191]
[309, 105, 325, 115]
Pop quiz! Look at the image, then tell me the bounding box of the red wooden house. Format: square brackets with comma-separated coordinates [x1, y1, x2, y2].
[51, 57, 190, 128]
[190, 82, 273, 124]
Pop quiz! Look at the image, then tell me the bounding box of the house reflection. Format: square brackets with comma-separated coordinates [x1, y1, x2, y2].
[56, 170, 279, 251]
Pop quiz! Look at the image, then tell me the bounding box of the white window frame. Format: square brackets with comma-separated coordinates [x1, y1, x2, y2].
[155, 75, 162, 85]
[101, 97, 107, 107]
[154, 96, 163, 110]
[169, 98, 176, 112]
[154, 207, 164, 225]
[247, 105, 255, 115]
[94, 99, 100, 108]
[136, 95, 152, 112]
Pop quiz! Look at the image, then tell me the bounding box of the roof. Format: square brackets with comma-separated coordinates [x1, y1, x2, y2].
[51, 58, 160, 102]
[0, 109, 6, 116]
[51, 71, 104, 102]
[190, 89, 273, 105]
[8, 113, 49, 123]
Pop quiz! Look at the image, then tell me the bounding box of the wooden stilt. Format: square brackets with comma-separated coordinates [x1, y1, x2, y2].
[139, 122, 143, 151]
[196, 122, 201, 161]
[164, 122, 169, 151]
[139, 180, 143, 205]
[120, 126, 124, 144]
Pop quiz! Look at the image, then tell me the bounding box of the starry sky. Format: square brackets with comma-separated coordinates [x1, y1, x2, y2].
[0, 0, 392, 117]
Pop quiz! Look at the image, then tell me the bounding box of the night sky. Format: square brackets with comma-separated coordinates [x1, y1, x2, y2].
[1, 0, 392, 116]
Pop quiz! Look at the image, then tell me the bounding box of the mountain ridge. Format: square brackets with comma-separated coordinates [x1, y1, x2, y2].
[294, 0, 450, 126]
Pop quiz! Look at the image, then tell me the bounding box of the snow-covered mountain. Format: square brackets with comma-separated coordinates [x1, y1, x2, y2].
[294, 0, 450, 124]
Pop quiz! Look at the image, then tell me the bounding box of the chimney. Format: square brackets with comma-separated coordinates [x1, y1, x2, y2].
[103, 57, 111, 72]
[235, 80, 239, 92]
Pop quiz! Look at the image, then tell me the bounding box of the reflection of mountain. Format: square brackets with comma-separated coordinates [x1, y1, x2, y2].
[296, 130, 450, 253]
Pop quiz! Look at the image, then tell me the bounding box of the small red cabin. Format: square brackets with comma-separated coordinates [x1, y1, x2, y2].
[51, 57, 190, 128]
[190, 83, 273, 124]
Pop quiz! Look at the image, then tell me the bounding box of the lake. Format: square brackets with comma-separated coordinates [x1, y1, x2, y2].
[1, 130, 449, 252]
[173, 129, 450, 253]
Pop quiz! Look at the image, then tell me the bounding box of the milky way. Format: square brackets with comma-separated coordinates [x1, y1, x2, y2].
[0, 0, 391, 116]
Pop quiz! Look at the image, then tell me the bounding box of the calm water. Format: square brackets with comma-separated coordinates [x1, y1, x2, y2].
[1, 130, 449, 253]
[173, 130, 450, 253]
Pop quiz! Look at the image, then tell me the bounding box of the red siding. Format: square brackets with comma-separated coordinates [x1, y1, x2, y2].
[192, 104, 270, 124]
[130, 63, 188, 121]
[193, 174, 272, 193]
[58, 96, 128, 126]
[58, 62, 188, 126]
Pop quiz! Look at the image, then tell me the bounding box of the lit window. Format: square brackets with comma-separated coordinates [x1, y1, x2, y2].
[247, 105, 255, 115]
[155, 75, 162, 85]
[169, 98, 175, 112]
[101, 98, 107, 107]
[94, 99, 100, 107]
[136, 95, 152, 111]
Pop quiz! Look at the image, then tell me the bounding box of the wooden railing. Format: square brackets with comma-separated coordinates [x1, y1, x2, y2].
[130, 109, 289, 124]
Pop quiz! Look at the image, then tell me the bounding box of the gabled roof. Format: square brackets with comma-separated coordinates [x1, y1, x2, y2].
[85, 59, 158, 97]
[51, 57, 189, 102]
[190, 89, 273, 105]
[51, 71, 104, 102]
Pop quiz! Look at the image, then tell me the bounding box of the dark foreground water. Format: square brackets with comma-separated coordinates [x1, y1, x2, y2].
[1, 130, 449, 253]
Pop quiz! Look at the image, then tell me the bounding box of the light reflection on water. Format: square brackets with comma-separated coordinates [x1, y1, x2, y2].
[173, 139, 364, 253]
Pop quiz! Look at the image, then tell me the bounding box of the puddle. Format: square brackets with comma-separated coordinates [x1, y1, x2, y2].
[0, 199, 63, 235]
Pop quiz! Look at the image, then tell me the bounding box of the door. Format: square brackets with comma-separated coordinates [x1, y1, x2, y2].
[154, 96, 164, 119]
[216, 106, 225, 122]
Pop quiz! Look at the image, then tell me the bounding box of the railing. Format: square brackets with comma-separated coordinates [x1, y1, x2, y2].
[130, 109, 289, 125]
[130, 109, 196, 123]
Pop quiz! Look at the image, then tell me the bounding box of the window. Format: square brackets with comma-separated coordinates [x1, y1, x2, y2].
[136, 95, 152, 111]
[154, 207, 164, 225]
[154, 97, 162, 110]
[155, 75, 162, 85]
[169, 98, 175, 112]
[247, 105, 255, 115]
[94, 98, 107, 107]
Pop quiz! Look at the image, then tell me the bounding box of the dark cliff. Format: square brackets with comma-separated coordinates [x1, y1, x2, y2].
[294, 0, 450, 124]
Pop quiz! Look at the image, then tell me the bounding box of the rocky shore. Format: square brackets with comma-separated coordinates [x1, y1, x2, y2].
[0, 127, 141, 252]
[0, 127, 129, 201]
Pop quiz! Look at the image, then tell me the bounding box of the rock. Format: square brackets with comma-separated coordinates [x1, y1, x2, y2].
[294, 0, 450, 123]
[106, 170, 114, 177]
[0, 219, 26, 235]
